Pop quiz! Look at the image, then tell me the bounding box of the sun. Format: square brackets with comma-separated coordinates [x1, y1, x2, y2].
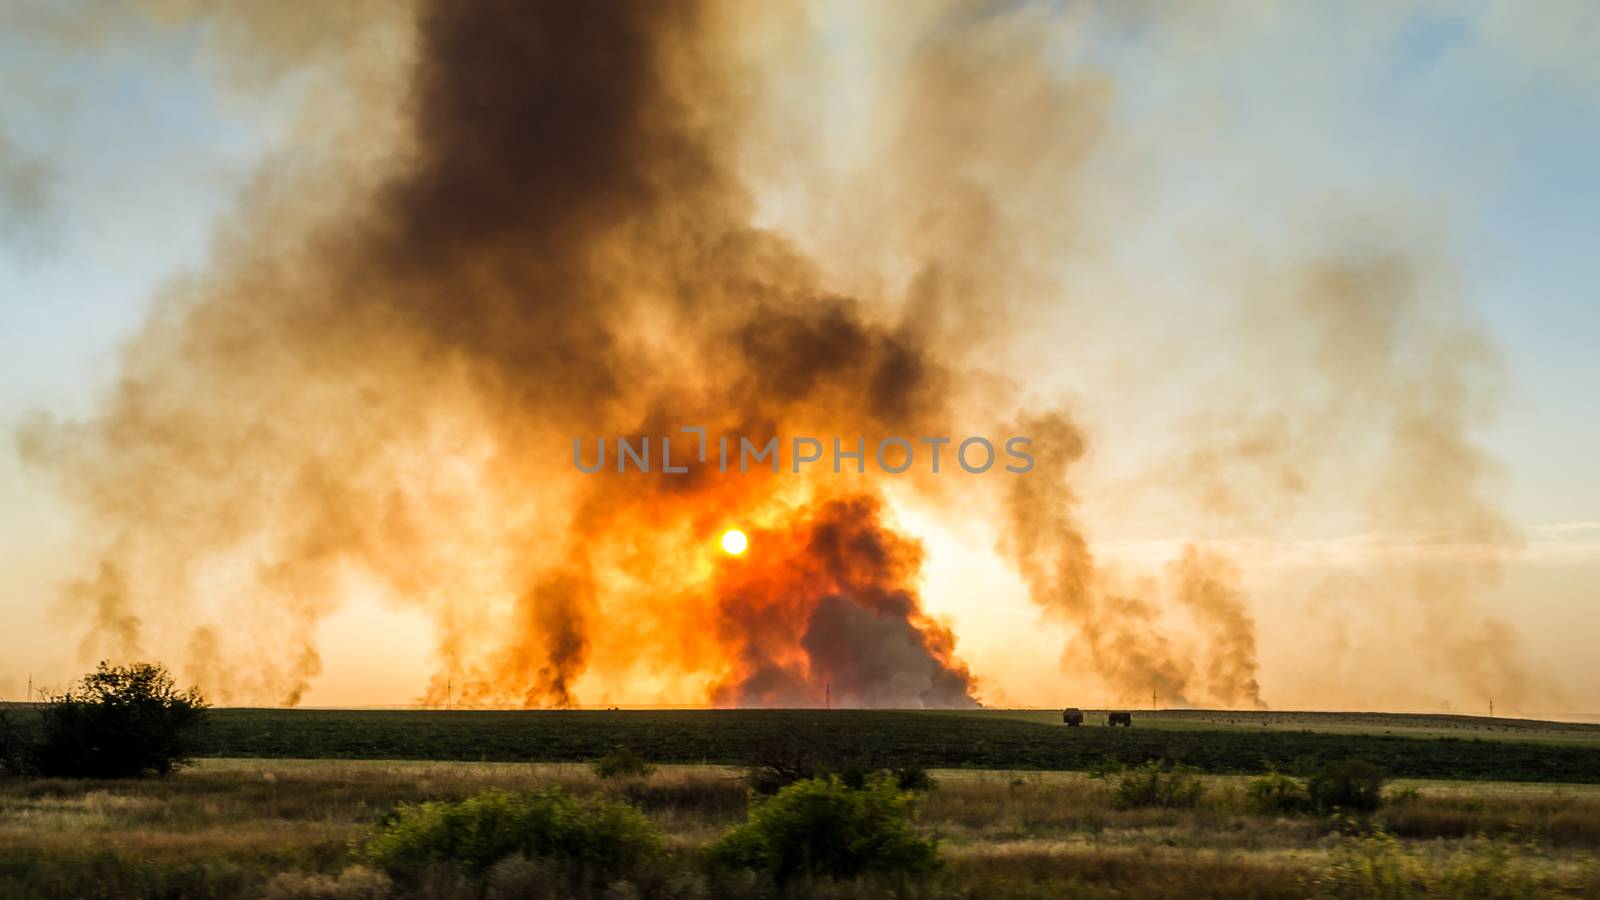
[720, 528, 749, 556]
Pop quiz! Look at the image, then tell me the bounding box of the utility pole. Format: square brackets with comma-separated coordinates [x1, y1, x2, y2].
[447, 676, 452, 711]
[825, 682, 831, 710]
[1489, 698, 1494, 718]
[1152, 689, 1158, 711]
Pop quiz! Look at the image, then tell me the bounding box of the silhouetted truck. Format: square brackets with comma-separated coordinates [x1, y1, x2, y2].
[1062, 708, 1084, 726]
[1108, 711, 1133, 726]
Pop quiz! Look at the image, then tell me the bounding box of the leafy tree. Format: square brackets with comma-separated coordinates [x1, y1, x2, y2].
[34, 661, 209, 778]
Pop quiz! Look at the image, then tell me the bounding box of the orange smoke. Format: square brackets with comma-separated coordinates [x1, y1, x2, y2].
[13, 0, 1263, 711]
[708, 494, 975, 708]
[21, 0, 1547, 714]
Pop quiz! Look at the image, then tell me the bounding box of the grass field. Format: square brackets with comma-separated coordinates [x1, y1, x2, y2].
[156, 707, 1600, 783]
[5, 707, 1600, 897]
[4, 759, 1600, 898]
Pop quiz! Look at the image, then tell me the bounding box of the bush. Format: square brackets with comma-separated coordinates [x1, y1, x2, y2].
[592, 746, 655, 780]
[1440, 838, 1543, 899]
[1386, 785, 1421, 805]
[890, 763, 937, 792]
[1315, 832, 1548, 899]
[743, 742, 823, 796]
[1246, 769, 1311, 815]
[742, 742, 935, 796]
[740, 736, 940, 797]
[360, 787, 663, 884]
[708, 774, 940, 884]
[1316, 830, 1427, 897]
[0, 710, 30, 777]
[33, 661, 209, 779]
[1112, 761, 1205, 809]
[1308, 760, 1388, 814]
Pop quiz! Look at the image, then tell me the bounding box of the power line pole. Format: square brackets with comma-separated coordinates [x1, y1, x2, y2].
[1489, 698, 1494, 718]
[1152, 688, 1158, 711]
[825, 682, 831, 710]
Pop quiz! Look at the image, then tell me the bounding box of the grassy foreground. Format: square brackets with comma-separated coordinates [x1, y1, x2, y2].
[3, 759, 1599, 898]
[177, 707, 1600, 783]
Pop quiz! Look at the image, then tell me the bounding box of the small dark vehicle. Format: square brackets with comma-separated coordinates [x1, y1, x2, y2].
[1108, 711, 1133, 727]
[1062, 708, 1084, 726]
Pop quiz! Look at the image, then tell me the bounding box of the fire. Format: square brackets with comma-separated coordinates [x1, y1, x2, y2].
[706, 494, 977, 708]
[720, 529, 749, 556]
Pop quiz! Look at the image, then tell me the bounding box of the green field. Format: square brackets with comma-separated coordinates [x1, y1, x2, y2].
[159, 706, 1600, 783]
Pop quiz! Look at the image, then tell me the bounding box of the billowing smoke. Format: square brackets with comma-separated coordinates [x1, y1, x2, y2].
[13, 2, 1549, 711]
[18, 0, 979, 708]
[710, 495, 975, 708]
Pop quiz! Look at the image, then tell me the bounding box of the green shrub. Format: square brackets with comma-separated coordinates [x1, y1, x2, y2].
[359, 787, 663, 883]
[1112, 761, 1204, 809]
[745, 764, 806, 797]
[1316, 830, 1427, 898]
[1309, 760, 1388, 814]
[890, 763, 937, 792]
[743, 750, 935, 796]
[34, 661, 209, 779]
[1316, 832, 1548, 899]
[1385, 785, 1421, 805]
[708, 774, 940, 883]
[592, 746, 655, 780]
[1440, 838, 1543, 899]
[1246, 769, 1311, 815]
[743, 743, 824, 796]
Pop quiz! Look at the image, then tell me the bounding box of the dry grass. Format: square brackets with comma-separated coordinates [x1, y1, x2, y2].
[3, 760, 1599, 898]
[1379, 787, 1600, 846]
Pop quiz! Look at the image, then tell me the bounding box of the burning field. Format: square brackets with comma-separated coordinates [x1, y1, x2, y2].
[8, 1, 1577, 714]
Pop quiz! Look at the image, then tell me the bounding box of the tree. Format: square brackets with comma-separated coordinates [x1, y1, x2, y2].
[34, 661, 210, 778]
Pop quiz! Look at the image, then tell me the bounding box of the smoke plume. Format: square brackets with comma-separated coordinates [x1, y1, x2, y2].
[19, 0, 982, 708]
[1001, 412, 1267, 707]
[13, 1, 1548, 712]
[711, 495, 975, 708]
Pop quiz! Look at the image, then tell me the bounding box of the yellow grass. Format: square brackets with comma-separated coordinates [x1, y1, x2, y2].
[3, 760, 1599, 897]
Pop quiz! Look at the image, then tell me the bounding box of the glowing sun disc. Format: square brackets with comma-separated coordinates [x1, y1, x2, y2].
[720, 528, 749, 556]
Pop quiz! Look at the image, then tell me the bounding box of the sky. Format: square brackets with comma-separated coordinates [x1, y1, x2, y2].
[0, 2, 1595, 712]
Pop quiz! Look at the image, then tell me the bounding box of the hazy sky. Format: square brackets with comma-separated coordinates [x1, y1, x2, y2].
[1, 2, 1595, 711]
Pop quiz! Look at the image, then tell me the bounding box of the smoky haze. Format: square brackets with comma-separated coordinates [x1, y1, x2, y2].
[12, 1, 1551, 711]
